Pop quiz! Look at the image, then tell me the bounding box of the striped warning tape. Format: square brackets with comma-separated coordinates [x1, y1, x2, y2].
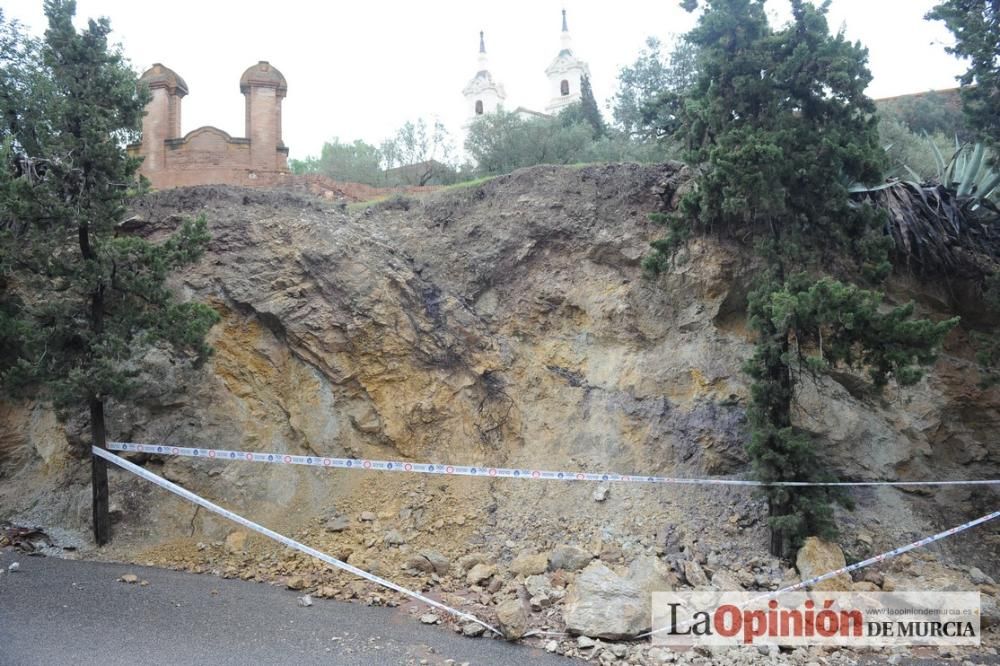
[638, 506, 1000, 638]
[108, 441, 1000, 488]
[92, 447, 502, 637]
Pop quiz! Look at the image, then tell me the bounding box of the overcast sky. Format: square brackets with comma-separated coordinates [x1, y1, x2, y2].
[6, 0, 965, 161]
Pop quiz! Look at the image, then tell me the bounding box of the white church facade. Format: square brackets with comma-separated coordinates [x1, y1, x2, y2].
[463, 9, 590, 125]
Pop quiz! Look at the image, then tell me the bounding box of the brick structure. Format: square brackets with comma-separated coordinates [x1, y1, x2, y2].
[129, 62, 290, 189]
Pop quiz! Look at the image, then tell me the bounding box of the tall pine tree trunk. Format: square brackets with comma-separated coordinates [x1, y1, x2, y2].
[90, 397, 110, 545]
[80, 223, 111, 545]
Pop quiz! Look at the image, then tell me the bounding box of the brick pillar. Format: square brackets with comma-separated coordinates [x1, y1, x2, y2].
[137, 63, 188, 179]
[240, 61, 288, 173]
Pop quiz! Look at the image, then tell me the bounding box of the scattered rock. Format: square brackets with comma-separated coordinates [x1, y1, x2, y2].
[544, 640, 558, 653]
[456, 553, 489, 573]
[383, 529, 406, 546]
[286, 576, 307, 591]
[496, 598, 529, 639]
[510, 552, 549, 577]
[466, 563, 497, 586]
[599, 542, 624, 563]
[682, 560, 709, 587]
[7, 562, 20, 573]
[647, 647, 673, 663]
[324, 515, 352, 533]
[140, 580, 150, 587]
[118, 573, 139, 584]
[419, 550, 451, 575]
[405, 554, 435, 573]
[420, 613, 439, 625]
[628, 556, 675, 595]
[577, 635, 596, 649]
[359, 512, 376, 522]
[549, 545, 592, 572]
[298, 594, 313, 607]
[852, 581, 880, 592]
[461, 622, 486, 637]
[564, 561, 648, 639]
[593, 486, 609, 502]
[224, 530, 248, 554]
[710, 569, 744, 591]
[969, 567, 995, 585]
[525, 574, 554, 599]
[795, 537, 851, 591]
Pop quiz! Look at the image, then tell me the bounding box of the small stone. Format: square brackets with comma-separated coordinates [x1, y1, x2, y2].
[545, 640, 559, 653]
[549, 545, 592, 572]
[466, 563, 496, 586]
[461, 622, 486, 637]
[577, 636, 596, 649]
[383, 529, 406, 546]
[196, 542, 207, 551]
[609, 644, 628, 658]
[419, 550, 451, 575]
[757, 644, 779, 657]
[420, 613, 439, 625]
[118, 573, 139, 584]
[7, 562, 20, 573]
[286, 576, 307, 591]
[510, 552, 549, 577]
[324, 515, 352, 533]
[359, 512, 376, 522]
[140, 580, 150, 587]
[298, 594, 313, 607]
[969, 567, 995, 585]
[593, 486, 609, 502]
[852, 581, 880, 592]
[224, 530, 248, 554]
[529, 595, 550, 611]
[682, 560, 708, 587]
[525, 574, 553, 599]
[456, 553, 489, 572]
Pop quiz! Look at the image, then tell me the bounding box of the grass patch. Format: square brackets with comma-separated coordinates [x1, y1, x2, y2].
[346, 195, 392, 214]
[436, 175, 498, 191]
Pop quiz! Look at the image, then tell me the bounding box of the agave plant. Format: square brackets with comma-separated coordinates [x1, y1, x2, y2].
[921, 140, 1000, 220]
[846, 140, 1000, 274]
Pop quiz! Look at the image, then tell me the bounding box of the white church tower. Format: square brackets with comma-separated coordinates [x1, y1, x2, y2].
[544, 9, 590, 114]
[463, 31, 506, 124]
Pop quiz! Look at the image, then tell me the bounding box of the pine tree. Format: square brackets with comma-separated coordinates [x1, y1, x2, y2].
[927, 1, 1000, 152]
[579, 75, 607, 138]
[647, 0, 957, 556]
[0, 1, 219, 545]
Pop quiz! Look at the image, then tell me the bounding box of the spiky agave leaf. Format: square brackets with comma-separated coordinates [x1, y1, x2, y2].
[851, 179, 999, 275]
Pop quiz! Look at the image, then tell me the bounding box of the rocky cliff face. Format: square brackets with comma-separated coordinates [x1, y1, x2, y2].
[1, 164, 997, 611]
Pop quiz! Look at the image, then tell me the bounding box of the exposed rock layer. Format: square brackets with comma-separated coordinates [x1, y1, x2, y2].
[0, 164, 997, 588]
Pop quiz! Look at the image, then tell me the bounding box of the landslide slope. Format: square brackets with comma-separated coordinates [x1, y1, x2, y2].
[1, 163, 997, 586]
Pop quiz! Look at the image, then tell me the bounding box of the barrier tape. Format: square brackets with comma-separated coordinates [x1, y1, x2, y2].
[92, 447, 502, 637]
[638, 507, 1000, 638]
[108, 441, 1000, 488]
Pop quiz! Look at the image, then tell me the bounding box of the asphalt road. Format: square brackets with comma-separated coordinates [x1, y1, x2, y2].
[0, 551, 566, 666]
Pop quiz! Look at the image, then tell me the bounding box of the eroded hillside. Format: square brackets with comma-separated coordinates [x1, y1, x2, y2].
[1, 164, 998, 657]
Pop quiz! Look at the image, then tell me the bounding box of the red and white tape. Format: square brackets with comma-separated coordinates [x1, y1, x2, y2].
[92, 447, 502, 637]
[108, 441, 1000, 488]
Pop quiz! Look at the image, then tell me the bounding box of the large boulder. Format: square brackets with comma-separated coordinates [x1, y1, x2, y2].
[563, 562, 648, 639]
[795, 537, 851, 591]
[496, 599, 529, 639]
